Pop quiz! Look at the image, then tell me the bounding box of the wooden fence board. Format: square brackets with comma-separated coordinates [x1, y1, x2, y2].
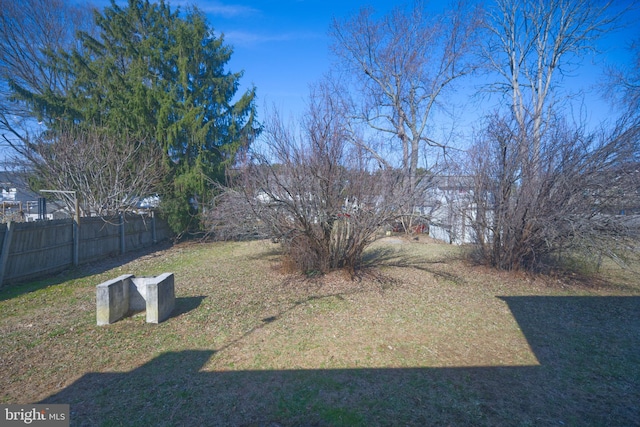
[3, 220, 73, 284]
[0, 214, 172, 287]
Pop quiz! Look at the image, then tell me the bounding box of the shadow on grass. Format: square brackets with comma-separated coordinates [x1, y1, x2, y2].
[170, 296, 207, 319]
[246, 241, 283, 261]
[362, 245, 467, 285]
[0, 241, 173, 302]
[98, 297, 206, 324]
[42, 296, 640, 426]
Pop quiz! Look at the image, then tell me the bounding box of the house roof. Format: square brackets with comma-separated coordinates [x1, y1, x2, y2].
[0, 171, 40, 203]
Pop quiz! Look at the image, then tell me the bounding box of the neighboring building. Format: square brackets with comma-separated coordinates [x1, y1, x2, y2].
[0, 171, 43, 222]
[0, 171, 72, 222]
[421, 175, 477, 245]
[423, 167, 640, 245]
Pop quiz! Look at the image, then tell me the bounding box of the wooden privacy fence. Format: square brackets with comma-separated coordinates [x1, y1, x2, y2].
[0, 214, 172, 288]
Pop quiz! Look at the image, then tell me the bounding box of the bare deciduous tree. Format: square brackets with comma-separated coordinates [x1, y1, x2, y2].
[330, 1, 482, 192]
[466, 0, 636, 272]
[0, 0, 93, 151]
[24, 125, 165, 217]
[484, 0, 619, 163]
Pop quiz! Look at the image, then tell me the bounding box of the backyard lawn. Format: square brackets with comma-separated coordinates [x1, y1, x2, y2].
[1, 237, 638, 426]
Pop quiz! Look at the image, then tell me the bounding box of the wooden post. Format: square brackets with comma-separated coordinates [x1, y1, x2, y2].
[0, 221, 14, 288]
[40, 190, 80, 266]
[73, 196, 80, 266]
[120, 214, 126, 255]
[151, 210, 157, 244]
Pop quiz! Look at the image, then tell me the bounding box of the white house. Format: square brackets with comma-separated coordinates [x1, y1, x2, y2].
[0, 171, 45, 222]
[421, 175, 477, 245]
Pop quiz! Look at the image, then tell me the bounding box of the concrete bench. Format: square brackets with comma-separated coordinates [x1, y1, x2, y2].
[96, 273, 175, 325]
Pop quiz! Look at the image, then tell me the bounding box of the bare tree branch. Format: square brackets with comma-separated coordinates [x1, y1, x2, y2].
[206, 83, 415, 273]
[330, 0, 483, 191]
[22, 124, 164, 217]
[0, 0, 94, 155]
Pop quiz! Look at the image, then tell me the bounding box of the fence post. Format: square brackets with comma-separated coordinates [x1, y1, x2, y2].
[0, 221, 14, 289]
[151, 211, 157, 244]
[120, 214, 126, 255]
[72, 220, 79, 267]
[73, 196, 80, 266]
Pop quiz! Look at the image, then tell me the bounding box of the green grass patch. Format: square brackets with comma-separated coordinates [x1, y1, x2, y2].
[0, 238, 638, 426]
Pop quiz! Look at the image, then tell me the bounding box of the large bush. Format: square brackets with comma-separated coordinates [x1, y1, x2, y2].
[209, 85, 413, 273]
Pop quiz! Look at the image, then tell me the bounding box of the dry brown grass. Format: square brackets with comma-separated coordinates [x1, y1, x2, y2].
[1, 237, 638, 426]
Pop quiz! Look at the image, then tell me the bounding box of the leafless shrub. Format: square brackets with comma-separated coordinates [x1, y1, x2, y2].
[468, 114, 640, 271]
[203, 184, 268, 241]
[209, 84, 414, 273]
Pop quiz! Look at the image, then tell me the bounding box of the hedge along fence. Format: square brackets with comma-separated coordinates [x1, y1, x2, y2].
[0, 213, 172, 288]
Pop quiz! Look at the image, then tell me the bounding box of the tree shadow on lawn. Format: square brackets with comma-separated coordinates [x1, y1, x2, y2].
[41, 296, 640, 426]
[361, 245, 467, 285]
[362, 243, 467, 266]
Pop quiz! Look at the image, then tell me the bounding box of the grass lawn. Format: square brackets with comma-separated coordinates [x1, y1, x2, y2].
[1, 237, 638, 426]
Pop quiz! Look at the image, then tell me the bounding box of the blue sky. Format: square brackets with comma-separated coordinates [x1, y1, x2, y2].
[79, 0, 403, 123]
[2, 0, 636, 165]
[186, 0, 400, 121]
[174, 0, 637, 133]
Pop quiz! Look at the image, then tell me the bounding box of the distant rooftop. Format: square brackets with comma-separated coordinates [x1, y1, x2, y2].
[0, 171, 39, 203]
